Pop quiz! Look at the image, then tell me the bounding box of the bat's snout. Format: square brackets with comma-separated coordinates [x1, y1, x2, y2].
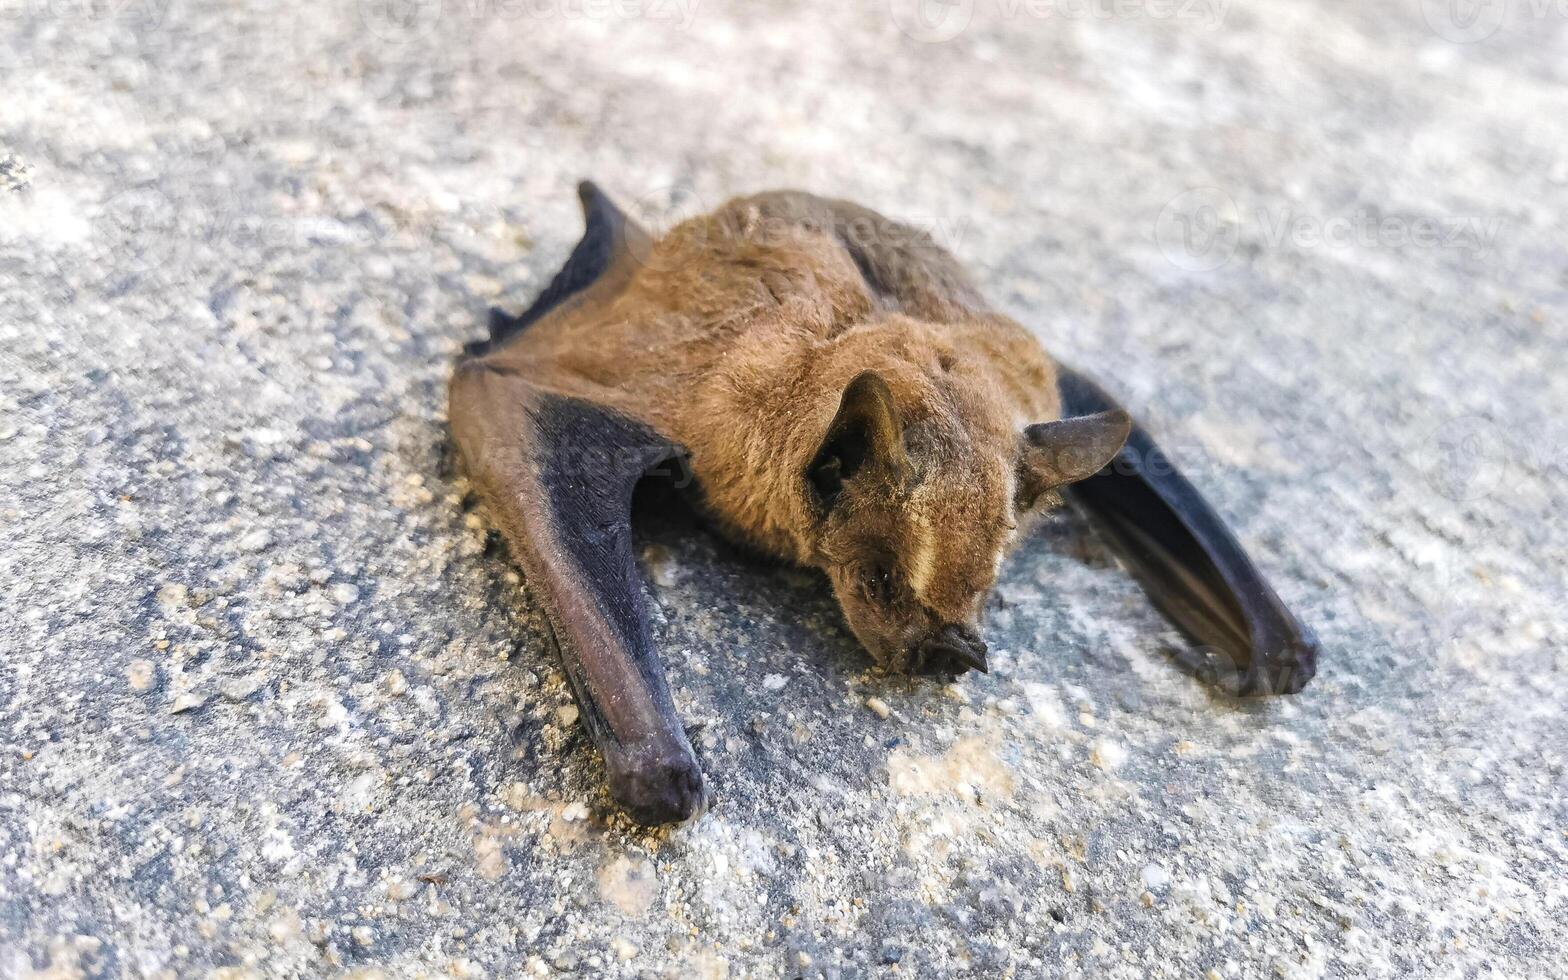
[911, 623, 989, 677]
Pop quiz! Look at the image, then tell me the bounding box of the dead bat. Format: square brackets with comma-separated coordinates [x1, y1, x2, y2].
[448, 182, 1319, 824]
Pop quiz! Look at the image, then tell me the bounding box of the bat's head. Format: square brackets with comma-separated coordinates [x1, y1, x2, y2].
[806, 370, 1129, 676]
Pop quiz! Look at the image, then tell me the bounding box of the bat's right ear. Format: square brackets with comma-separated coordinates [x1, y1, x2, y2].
[1015, 410, 1132, 510]
[807, 371, 906, 509]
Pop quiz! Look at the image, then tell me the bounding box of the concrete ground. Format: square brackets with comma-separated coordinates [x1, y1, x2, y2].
[2, 1, 1566, 977]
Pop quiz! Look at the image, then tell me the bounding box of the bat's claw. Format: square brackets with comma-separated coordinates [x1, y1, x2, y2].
[605, 743, 710, 825]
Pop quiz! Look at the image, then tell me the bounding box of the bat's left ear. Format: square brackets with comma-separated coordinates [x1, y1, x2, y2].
[807, 371, 907, 510]
[1016, 410, 1131, 510]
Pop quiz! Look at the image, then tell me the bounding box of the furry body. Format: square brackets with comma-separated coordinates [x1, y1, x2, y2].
[469, 192, 1099, 666]
[449, 184, 1317, 823]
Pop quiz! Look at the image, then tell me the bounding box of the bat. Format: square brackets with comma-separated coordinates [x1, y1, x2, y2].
[448, 182, 1319, 824]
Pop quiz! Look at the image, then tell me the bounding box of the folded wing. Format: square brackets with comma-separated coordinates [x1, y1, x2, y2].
[1057, 365, 1319, 695]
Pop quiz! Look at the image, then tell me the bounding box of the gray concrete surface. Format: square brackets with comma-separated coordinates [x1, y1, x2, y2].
[3, 1, 1566, 976]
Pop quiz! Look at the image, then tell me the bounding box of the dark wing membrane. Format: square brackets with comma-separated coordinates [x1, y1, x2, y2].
[449, 362, 707, 822]
[1057, 365, 1319, 695]
[468, 180, 645, 356]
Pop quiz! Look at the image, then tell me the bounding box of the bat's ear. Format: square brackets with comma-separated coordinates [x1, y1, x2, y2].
[1016, 410, 1131, 510]
[807, 371, 907, 510]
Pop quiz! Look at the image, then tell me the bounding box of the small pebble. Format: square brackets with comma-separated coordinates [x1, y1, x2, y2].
[127, 660, 156, 691]
[1089, 737, 1125, 771]
[171, 692, 206, 714]
[1141, 863, 1171, 891]
[220, 673, 268, 701]
[238, 529, 272, 552]
[383, 670, 409, 696]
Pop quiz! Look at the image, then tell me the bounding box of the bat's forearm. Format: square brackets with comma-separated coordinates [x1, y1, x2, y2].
[500, 499, 706, 821]
[451, 368, 708, 823]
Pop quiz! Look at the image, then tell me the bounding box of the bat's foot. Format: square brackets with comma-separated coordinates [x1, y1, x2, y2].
[605, 742, 710, 825]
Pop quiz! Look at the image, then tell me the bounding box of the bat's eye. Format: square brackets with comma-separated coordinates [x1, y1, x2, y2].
[862, 563, 897, 604]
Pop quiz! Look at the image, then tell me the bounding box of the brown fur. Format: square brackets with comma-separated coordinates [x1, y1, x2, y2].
[469, 190, 1127, 672]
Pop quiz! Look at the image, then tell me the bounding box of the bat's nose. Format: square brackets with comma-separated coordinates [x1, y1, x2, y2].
[912, 623, 989, 676]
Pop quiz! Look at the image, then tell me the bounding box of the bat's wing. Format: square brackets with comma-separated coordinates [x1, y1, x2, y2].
[1056, 366, 1319, 695]
[468, 180, 650, 356]
[450, 186, 706, 824]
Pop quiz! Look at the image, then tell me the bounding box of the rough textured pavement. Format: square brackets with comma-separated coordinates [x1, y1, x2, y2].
[3, 1, 1566, 977]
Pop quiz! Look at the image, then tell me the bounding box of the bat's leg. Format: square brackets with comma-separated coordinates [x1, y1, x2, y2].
[1057, 365, 1319, 696]
[450, 365, 708, 823]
